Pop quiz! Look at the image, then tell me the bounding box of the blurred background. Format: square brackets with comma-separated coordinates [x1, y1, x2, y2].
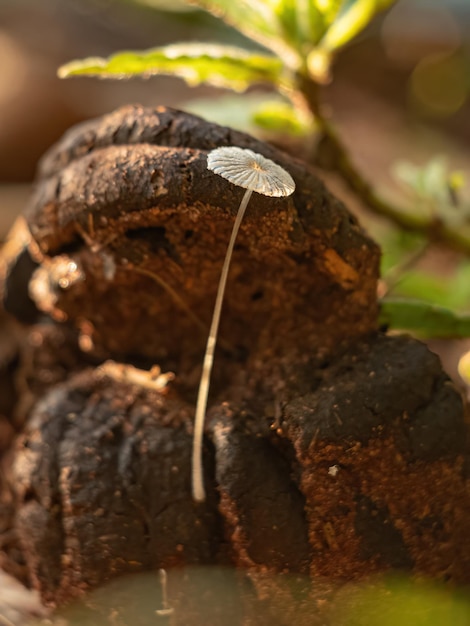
[1, 0, 469, 207]
[1, 0, 470, 376]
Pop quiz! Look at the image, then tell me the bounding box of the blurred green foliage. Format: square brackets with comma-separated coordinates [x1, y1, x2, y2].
[393, 157, 468, 224]
[332, 577, 470, 626]
[33, 569, 470, 625]
[59, 0, 395, 84]
[378, 158, 470, 337]
[379, 297, 470, 338]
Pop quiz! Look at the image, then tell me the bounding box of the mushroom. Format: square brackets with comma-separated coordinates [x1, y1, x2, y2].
[192, 146, 296, 502]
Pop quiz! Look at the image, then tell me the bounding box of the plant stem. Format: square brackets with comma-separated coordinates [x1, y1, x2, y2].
[192, 188, 253, 502]
[296, 72, 470, 254]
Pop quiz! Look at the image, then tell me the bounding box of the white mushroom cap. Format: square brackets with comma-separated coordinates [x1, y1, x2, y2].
[207, 146, 295, 197]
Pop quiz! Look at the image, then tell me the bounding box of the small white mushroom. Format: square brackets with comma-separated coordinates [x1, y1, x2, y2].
[192, 146, 295, 502]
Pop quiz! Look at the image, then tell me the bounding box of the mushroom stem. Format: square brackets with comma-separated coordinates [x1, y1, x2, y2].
[192, 187, 253, 502]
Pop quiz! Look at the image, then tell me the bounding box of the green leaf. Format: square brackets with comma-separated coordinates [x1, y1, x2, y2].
[379, 297, 470, 338]
[189, 0, 301, 68]
[312, 0, 343, 20]
[448, 262, 470, 309]
[185, 93, 279, 131]
[383, 263, 470, 312]
[275, 0, 306, 52]
[305, 0, 397, 81]
[185, 92, 313, 138]
[267, 0, 319, 54]
[316, 0, 396, 53]
[58, 43, 284, 92]
[387, 272, 453, 306]
[252, 99, 314, 135]
[380, 231, 425, 274]
[297, 0, 330, 44]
